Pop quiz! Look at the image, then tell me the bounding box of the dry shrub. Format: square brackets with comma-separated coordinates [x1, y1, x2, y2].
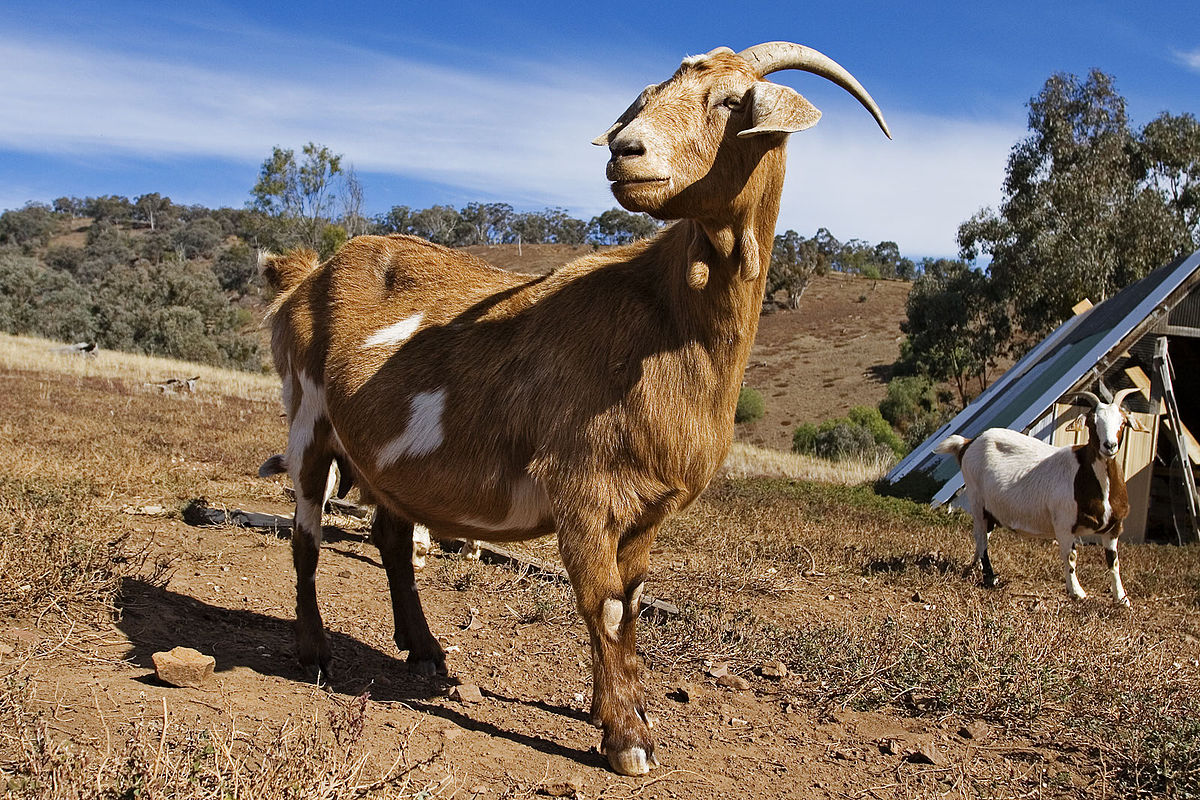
[0, 683, 450, 799]
[0, 477, 130, 621]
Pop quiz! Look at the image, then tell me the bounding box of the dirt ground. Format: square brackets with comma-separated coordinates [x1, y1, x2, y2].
[3, 348, 1198, 798]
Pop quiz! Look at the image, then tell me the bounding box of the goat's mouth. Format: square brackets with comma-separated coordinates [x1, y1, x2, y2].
[610, 177, 670, 188]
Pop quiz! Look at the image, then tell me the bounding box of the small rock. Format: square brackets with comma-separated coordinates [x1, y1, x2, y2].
[337, 569, 352, 579]
[668, 683, 697, 703]
[151, 646, 215, 688]
[469, 786, 489, 795]
[879, 738, 900, 756]
[538, 775, 584, 797]
[463, 614, 484, 631]
[572, 691, 586, 706]
[448, 684, 484, 704]
[911, 591, 924, 603]
[902, 739, 944, 766]
[824, 594, 835, 601]
[716, 673, 751, 691]
[705, 661, 730, 678]
[728, 716, 749, 726]
[442, 727, 466, 740]
[759, 661, 789, 680]
[959, 720, 991, 741]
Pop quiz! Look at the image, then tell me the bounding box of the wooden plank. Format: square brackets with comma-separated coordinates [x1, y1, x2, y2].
[438, 538, 680, 620]
[182, 499, 680, 621]
[1124, 366, 1164, 414]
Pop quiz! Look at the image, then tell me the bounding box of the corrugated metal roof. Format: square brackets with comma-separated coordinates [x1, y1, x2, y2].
[884, 249, 1200, 504]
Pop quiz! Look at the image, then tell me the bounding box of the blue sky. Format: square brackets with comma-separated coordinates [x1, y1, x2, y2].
[0, 1, 1196, 256]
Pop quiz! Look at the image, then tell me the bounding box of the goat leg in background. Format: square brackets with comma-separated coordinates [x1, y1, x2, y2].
[1103, 525, 1132, 608]
[372, 507, 446, 675]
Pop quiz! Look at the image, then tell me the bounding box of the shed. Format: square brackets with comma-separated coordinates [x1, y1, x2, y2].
[883, 248, 1200, 544]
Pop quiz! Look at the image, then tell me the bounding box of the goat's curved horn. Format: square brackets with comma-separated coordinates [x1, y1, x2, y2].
[736, 41, 891, 139]
[1068, 391, 1102, 408]
[1112, 387, 1140, 408]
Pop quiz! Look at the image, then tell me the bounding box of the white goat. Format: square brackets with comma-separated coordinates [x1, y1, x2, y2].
[937, 388, 1147, 607]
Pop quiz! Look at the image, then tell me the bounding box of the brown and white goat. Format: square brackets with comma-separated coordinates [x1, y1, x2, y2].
[936, 389, 1148, 607]
[261, 42, 888, 776]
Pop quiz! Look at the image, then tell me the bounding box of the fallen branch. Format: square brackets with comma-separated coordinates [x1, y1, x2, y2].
[182, 497, 679, 621]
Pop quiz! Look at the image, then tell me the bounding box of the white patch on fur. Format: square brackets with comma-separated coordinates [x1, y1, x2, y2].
[1093, 403, 1125, 454]
[363, 313, 423, 349]
[628, 581, 645, 615]
[456, 476, 552, 532]
[377, 389, 446, 466]
[287, 369, 325, 472]
[294, 495, 324, 548]
[412, 523, 432, 570]
[601, 598, 623, 640]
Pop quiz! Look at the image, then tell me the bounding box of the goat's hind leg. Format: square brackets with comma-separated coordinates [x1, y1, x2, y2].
[973, 508, 998, 588]
[291, 446, 335, 682]
[372, 506, 446, 676]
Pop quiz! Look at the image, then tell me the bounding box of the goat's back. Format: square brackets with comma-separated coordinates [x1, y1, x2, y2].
[960, 428, 1078, 536]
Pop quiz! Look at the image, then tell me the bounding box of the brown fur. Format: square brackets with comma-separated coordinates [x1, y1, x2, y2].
[262, 45, 885, 775]
[1072, 416, 1129, 536]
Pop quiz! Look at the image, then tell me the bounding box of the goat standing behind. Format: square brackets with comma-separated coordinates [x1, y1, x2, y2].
[262, 42, 888, 775]
[937, 389, 1147, 606]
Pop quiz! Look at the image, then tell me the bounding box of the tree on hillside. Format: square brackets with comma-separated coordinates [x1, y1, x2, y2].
[133, 193, 175, 231]
[958, 70, 1191, 338]
[340, 167, 370, 238]
[1136, 111, 1200, 246]
[901, 258, 1010, 406]
[250, 143, 344, 250]
[409, 205, 463, 246]
[768, 229, 828, 308]
[588, 208, 660, 245]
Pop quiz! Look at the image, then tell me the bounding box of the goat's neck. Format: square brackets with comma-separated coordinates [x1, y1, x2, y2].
[664, 153, 784, 374]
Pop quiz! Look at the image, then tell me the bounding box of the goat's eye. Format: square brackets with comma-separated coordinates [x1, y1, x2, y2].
[721, 96, 743, 111]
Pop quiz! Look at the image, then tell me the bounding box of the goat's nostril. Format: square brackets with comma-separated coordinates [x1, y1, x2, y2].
[612, 138, 646, 159]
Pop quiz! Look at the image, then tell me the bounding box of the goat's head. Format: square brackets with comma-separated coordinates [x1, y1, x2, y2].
[593, 42, 890, 222]
[1066, 388, 1151, 460]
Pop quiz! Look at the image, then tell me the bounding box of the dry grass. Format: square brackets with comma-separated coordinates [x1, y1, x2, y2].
[0, 679, 452, 799]
[0, 333, 279, 402]
[721, 441, 893, 484]
[648, 478, 1200, 799]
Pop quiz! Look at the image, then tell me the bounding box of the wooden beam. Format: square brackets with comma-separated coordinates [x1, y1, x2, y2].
[182, 498, 680, 621]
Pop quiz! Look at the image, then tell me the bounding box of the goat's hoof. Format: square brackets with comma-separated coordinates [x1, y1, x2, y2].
[1116, 595, 1132, 609]
[607, 746, 658, 776]
[408, 655, 447, 677]
[302, 662, 333, 686]
[983, 575, 999, 588]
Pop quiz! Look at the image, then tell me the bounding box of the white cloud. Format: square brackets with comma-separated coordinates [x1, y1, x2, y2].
[1174, 47, 1200, 72]
[0, 34, 1020, 256]
[780, 111, 1021, 256]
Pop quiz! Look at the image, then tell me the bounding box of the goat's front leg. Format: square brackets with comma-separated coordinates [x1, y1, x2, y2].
[372, 507, 446, 676]
[1103, 528, 1132, 608]
[1056, 534, 1087, 600]
[558, 520, 657, 776]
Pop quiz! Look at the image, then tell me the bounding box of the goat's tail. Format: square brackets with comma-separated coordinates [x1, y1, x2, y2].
[258, 453, 288, 478]
[935, 434, 972, 463]
[259, 248, 319, 293]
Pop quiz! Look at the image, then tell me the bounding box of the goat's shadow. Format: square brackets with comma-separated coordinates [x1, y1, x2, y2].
[116, 577, 601, 768]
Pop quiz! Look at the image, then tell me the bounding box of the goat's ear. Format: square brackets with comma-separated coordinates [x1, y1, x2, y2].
[738, 82, 822, 138]
[1065, 414, 1087, 433]
[1127, 414, 1152, 434]
[592, 84, 656, 146]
